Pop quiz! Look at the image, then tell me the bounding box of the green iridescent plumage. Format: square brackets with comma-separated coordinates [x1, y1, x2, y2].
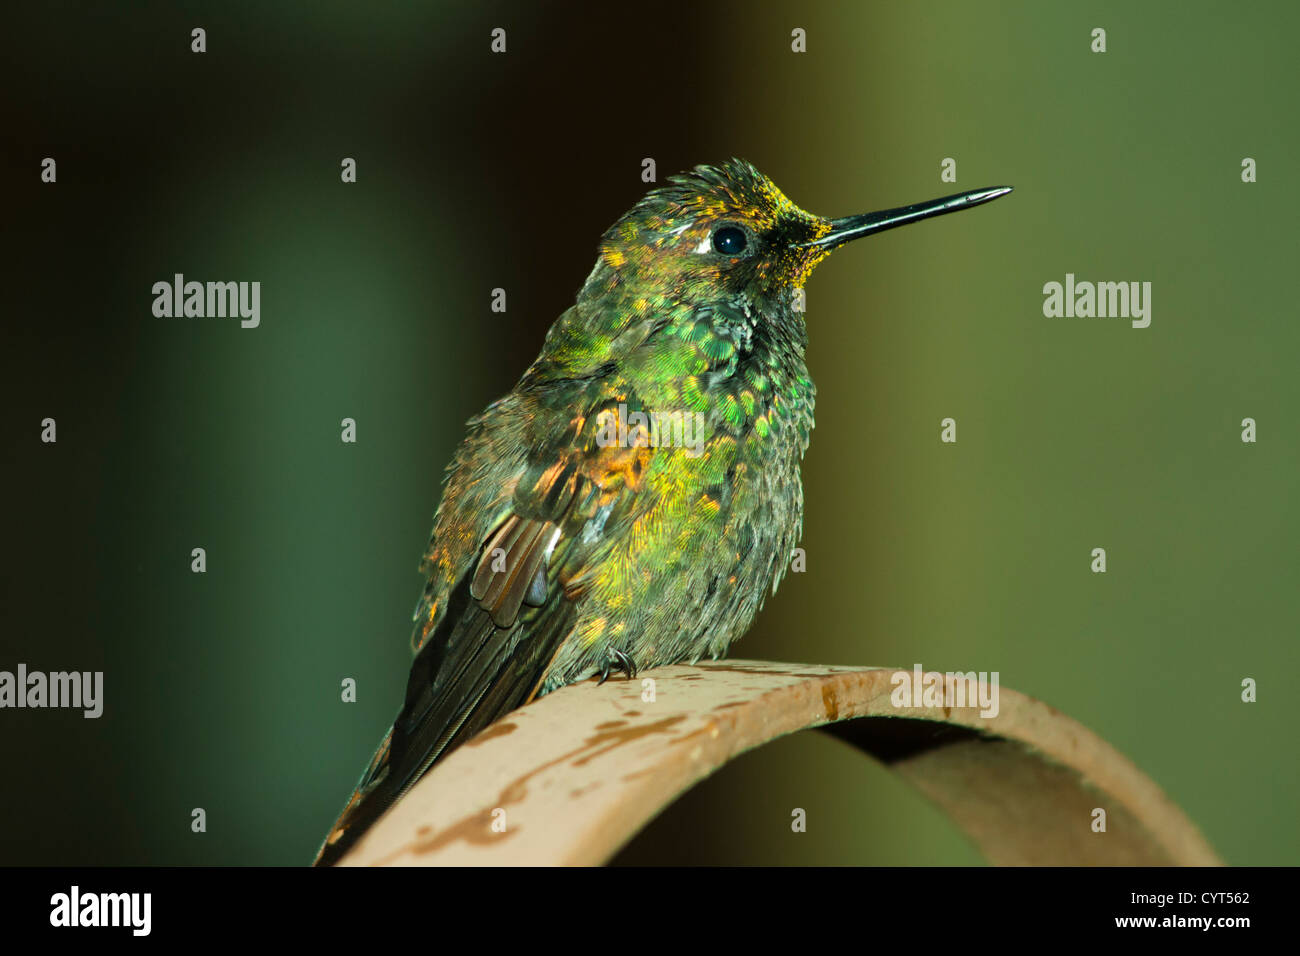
[314, 160, 1011, 864]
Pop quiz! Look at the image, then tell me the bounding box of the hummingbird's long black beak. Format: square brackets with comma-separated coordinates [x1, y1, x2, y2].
[802, 185, 1012, 250]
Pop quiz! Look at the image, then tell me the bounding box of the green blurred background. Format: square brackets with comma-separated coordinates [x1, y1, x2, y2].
[3, 1, 1295, 865]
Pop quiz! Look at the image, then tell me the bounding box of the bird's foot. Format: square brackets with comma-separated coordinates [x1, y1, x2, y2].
[597, 648, 638, 684]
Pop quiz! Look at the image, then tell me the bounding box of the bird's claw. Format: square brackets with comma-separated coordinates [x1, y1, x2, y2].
[597, 648, 638, 684]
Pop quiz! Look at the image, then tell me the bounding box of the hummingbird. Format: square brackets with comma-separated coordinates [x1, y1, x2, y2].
[314, 159, 1010, 865]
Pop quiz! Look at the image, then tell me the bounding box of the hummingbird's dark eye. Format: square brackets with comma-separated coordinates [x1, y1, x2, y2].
[711, 226, 748, 256]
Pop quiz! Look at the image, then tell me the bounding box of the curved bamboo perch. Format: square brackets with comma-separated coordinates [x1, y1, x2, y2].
[336, 661, 1220, 866]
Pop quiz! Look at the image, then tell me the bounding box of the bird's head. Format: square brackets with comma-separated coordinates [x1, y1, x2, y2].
[596, 158, 1010, 306]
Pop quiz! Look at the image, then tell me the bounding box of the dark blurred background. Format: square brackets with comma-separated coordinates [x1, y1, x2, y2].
[2, 1, 1296, 865]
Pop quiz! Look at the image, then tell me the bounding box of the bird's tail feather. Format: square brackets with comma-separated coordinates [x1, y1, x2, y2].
[312, 577, 574, 866]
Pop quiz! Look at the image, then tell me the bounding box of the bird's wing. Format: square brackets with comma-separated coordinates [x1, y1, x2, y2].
[314, 390, 659, 865]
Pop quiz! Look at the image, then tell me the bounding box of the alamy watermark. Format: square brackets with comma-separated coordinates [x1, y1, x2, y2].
[152, 273, 260, 328]
[50, 886, 150, 936]
[0, 664, 103, 718]
[594, 403, 707, 458]
[1042, 273, 1151, 328]
[890, 664, 1000, 718]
